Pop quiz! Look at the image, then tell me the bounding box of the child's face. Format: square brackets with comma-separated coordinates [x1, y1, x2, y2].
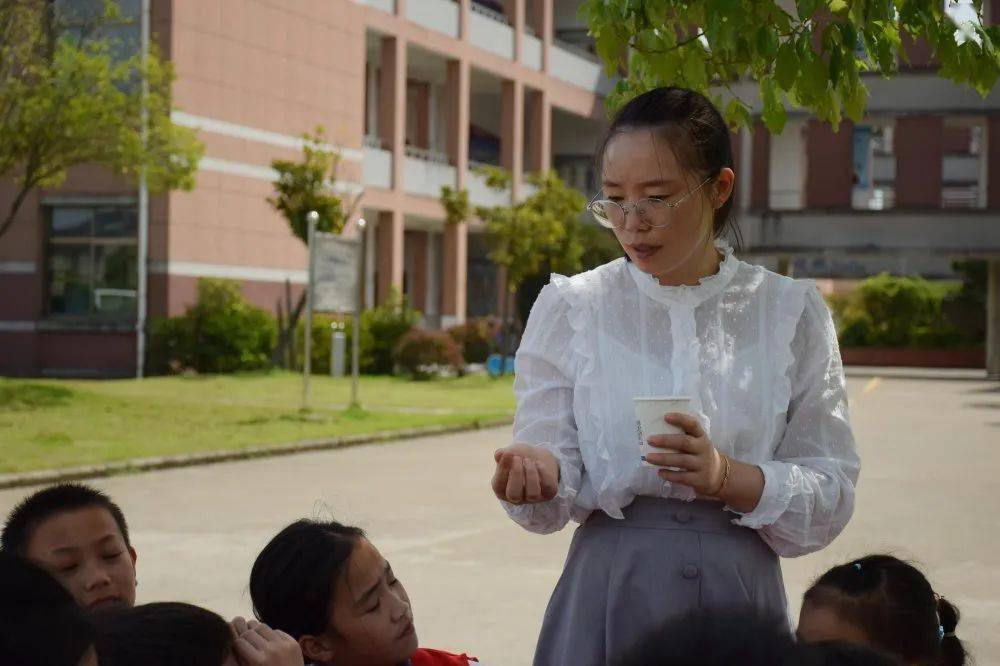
[313, 538, 417, 666]
[25, 506, 137, 611]
[797, 602, 871, 647]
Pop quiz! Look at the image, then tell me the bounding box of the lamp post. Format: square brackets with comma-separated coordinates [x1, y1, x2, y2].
[351, 218, 367, 408]
[302, 210, 320, 410]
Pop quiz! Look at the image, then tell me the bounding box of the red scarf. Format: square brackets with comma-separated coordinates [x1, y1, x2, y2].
[409, 648, 478, 665]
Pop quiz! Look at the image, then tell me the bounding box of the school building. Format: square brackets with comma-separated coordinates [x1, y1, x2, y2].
[2, 0, 999, 377]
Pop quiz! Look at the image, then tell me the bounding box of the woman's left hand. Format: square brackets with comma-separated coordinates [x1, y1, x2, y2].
[645, 413, 725, 496]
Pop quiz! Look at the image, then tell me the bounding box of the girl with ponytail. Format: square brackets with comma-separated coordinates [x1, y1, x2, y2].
[798, 554, 968, 665]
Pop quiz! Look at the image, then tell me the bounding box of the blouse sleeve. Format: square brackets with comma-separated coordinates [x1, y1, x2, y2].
[731, 285, 861, 557]
[500, 281, 586, 535]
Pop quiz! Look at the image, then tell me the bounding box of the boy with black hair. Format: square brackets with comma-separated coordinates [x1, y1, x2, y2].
[2, 482, 137, 611]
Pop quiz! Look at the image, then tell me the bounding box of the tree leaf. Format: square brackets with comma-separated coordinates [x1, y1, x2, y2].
[795, 0, 821, 20]
[829, 46, 844, 84]
[682, 51, 708, 88]
[761, 78, 787, 133]
[725, 97, 752, 129]
[775, 42, 799, 90]
[841, 78, 868, 122]
[756, 25, 779, 60]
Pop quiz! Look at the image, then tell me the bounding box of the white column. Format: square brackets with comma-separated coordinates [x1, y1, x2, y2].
[426, 231, 440, 326]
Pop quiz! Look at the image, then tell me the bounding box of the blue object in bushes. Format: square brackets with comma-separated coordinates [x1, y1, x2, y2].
[487, 353, 516, 377]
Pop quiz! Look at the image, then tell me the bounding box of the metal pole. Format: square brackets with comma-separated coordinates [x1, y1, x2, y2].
[136, 0, 150, 379]
[988, 259, 1000, 380]
[352, 219, 367, 408]
[303, 211, 319, 409]
[330, 322, 338, 377]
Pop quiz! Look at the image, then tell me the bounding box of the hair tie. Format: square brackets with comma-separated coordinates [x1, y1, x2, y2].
[938, 625, 945, 642]
[853, 562, 862, 571]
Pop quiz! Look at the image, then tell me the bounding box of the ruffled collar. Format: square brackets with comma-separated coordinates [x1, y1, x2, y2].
[626, 240, 739, 307]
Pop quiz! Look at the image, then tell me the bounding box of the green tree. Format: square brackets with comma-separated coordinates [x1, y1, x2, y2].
[440, 184, 470, 225]
[267, 127, 362, 366]
[517, 210, 623, 326]
[473, 168, 587, 367]
[0, 0, 203, 241]
[583, 0, 1000, 132]
[268, 127, 358, 241]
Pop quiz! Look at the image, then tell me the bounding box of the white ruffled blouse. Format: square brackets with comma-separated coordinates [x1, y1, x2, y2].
[503, 244, 860, 557]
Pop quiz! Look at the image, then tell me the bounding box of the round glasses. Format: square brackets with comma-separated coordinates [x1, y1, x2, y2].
[587, 177, 713, 229]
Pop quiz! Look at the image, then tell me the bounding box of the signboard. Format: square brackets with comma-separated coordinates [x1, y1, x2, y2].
[313, 233, 360, 313]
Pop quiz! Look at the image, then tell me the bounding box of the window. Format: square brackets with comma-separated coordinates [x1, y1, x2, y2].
[46, 206, 138, 320]
[554, 155, 597, 196]
[852, 124, 896, 210]
[942, 121, 985, 209]
[56, 0, 141, 64]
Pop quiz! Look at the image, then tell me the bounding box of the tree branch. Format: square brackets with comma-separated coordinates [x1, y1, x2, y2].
[0, 179, 35, 242]
[630, 29, 706, 55]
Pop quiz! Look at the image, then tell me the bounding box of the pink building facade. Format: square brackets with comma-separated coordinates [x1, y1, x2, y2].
[3, 0, 1000, 376]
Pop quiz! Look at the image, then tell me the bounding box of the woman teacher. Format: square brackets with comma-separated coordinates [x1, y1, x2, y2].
[491, 87, 860, 665]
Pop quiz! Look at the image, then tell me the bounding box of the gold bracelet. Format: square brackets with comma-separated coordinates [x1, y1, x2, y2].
[712, 453, 732, 497]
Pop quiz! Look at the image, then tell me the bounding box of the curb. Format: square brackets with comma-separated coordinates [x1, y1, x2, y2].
[844, 366, 991, 382]
[0, 416, 514, 491]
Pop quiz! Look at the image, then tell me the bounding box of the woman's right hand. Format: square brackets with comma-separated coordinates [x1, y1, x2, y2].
[492, 444, 560, 505]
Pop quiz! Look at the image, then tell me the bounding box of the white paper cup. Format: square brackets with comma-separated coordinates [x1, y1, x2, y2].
[634, 396, 693, 470]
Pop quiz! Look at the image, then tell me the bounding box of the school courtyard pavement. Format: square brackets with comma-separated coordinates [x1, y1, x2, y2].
[2, 372, 998, 664]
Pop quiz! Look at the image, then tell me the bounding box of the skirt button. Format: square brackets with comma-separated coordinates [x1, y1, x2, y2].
[682, 564, 700, 579]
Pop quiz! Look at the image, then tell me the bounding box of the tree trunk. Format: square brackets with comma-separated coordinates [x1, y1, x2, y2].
[0, 180, 34, 244]
[271, 290, 307, 368]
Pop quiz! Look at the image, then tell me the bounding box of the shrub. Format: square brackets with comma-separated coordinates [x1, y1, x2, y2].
[147, 315, 195, 374]
[852, 274, 940, 346]
[294, 289, 418, 375]
[446, 317, 498, 363]
[295, 314, 374, 376]
[394, 329, 464, 380]
[834, 273, 975, 349]
[365, 289, 421, 374]
[147, 279, 276, 374]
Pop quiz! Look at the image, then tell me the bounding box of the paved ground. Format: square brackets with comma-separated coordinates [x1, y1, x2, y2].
[2, 374, 998, 664]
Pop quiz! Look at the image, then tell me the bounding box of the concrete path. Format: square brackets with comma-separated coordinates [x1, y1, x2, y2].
[2, 375, 997, 664]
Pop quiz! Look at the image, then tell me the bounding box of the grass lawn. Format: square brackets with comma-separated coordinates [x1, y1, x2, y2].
[0, 372, 515, 474]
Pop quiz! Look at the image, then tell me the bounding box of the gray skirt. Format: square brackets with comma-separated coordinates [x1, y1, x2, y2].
[533, 497, 787, 666]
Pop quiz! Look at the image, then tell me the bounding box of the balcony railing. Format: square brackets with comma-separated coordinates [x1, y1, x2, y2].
[404, 148, 456, 198]
[365, 0, 394, 13]
[550, 41, 615, 95]
[471, 2, 508, 24]
[405, 145, 450, 164]
[363, 145, 393, 190]
[467, 164, 511, 208]
[521, 33, 543, 70]
[470, 6, 514, 59]
[406, 0, 459, 38]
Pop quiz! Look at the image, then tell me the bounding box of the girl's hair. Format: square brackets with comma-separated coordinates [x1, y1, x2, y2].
[803, 554, 967, 666]
[93, 602, 232, 666]
[595, 86, 740, 246]
[250, 519, 366, 640]
[0, 553, 95, 666]
[615, 609, 898, 666]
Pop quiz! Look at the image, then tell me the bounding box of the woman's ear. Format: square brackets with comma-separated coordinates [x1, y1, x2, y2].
[714, 167, 736, 208]
[300, 634, 337, 664]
